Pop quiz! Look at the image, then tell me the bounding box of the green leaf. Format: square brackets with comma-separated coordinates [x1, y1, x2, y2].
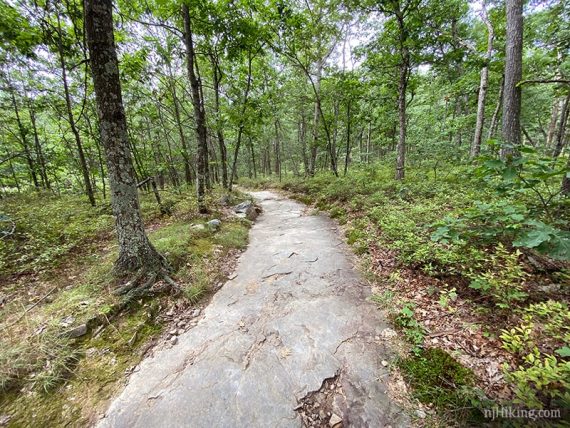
[513, 230, 551, 249]
[555, 347, 570, 358]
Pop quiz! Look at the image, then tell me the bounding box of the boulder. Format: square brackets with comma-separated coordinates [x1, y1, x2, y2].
[233, 201, 253, 214]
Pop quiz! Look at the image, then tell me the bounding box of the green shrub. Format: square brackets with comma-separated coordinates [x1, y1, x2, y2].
[467, 244, 528, 309]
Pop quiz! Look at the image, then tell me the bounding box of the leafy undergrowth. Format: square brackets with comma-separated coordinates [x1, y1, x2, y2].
[0, 187, 251, 426]
[242, 158, 569, 425]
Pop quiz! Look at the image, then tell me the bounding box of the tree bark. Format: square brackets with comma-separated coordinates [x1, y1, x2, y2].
[552, 92, 569, 158]
[488, 75, 504, 140]
[167, 63, 193, 185]
[210, 53, 228, 189]
[229, 50, 254, 191]
[395, 12, 409, 180]
[182, 4, 208, 212]
[10, 91, 39, 190]
[344, 101, 351, 175]
[501, 0, 523, 159]
[56, 14, 96, 206]
[471, 2, 494, 159]
[84, 0, 165, 274]
[546, 98, 561, 147]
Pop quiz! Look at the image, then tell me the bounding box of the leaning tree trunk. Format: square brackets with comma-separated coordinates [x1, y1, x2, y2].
[182, 4, 208, 212]
[501, 0, 523, 159]
[471, 2, 494, 159]
[84, 0, 165, 276]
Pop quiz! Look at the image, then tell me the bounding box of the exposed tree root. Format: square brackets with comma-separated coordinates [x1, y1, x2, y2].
[114, 265, 182, 304]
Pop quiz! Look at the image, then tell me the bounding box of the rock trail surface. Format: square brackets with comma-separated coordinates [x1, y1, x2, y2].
[98, 191, 408, 428]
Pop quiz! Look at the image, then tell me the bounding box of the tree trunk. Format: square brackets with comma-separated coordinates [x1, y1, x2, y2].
[10, 91, 39, 190]
[28, 103, 50, 189]
[562, 153, 570, 196]
[552, 92, 569, 158]
[182, 4, 208, 213]
[56, 14, 96, 206]
[229, 50, 253, 191]
[344, 101, 351, 175]
[84, 0, 165, 274]
[501, 0, 523, 159]
[210, 54, 228, 189]
[471, 2, 494, 159]
[299, 113, 309, 176]
[309, 62, 322, 177]
[395, 15, 409, 180]
[487, 75, 504, 140]
[546, 98, 561, 147]
[167, 64, 193, 185]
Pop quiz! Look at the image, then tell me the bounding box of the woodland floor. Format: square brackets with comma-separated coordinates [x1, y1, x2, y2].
[0, 189, 251, 426]
[98, 190, 411, 428]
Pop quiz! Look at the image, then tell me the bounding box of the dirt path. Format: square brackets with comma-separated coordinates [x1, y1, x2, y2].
[98, 191, 408, 427]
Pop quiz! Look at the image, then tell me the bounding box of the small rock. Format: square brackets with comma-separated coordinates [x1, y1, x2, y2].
[381, 360, 389, 367]
[245, 204, 261, 221]
[415, 409, 427, 419]
[207, 219, 221, 231]
[66, 324, 88, 338]
[60, 315, 75, 328]
[191, 224, 206, 231]
[192, 309, 201, 317]
[177, 329, 184, 336]
[319, 410, 326, 419]
[538, 284, 561, 293]
[170, 336, 178, 346]
[329, 384, 335, 390]
[169, 329, 178, 336]
[329, 413, 342, 427]
[177, 321, 186, 328]
[380, 328, 397, 339]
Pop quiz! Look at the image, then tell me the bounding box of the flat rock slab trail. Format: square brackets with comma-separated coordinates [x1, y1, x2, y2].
[99, 191, 408, 428]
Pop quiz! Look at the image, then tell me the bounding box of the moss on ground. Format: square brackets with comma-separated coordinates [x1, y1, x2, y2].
[0, 187, 251, 426]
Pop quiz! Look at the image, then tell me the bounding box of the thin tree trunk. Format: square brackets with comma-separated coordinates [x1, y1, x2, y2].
[562, 153, 570, 195]
[210, 54, 228, 189]
[85, 0, 165, 274]
[10, 92, 39, 190]
[488, 75, 504, 140]
[553, 92, 569, 158]
[344, 101, 351, 175]
[182, 4, 208, 212]
[501, 0, 524, 159]
[28, 104, 50, 189]
[229, 50, 253, 191]
[395, 14, 409, 180]
[167, 64, 192, 185]
[546, 98, 561, 147]
[56, 14, 96, 206]
[471, 2, 494, 159]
